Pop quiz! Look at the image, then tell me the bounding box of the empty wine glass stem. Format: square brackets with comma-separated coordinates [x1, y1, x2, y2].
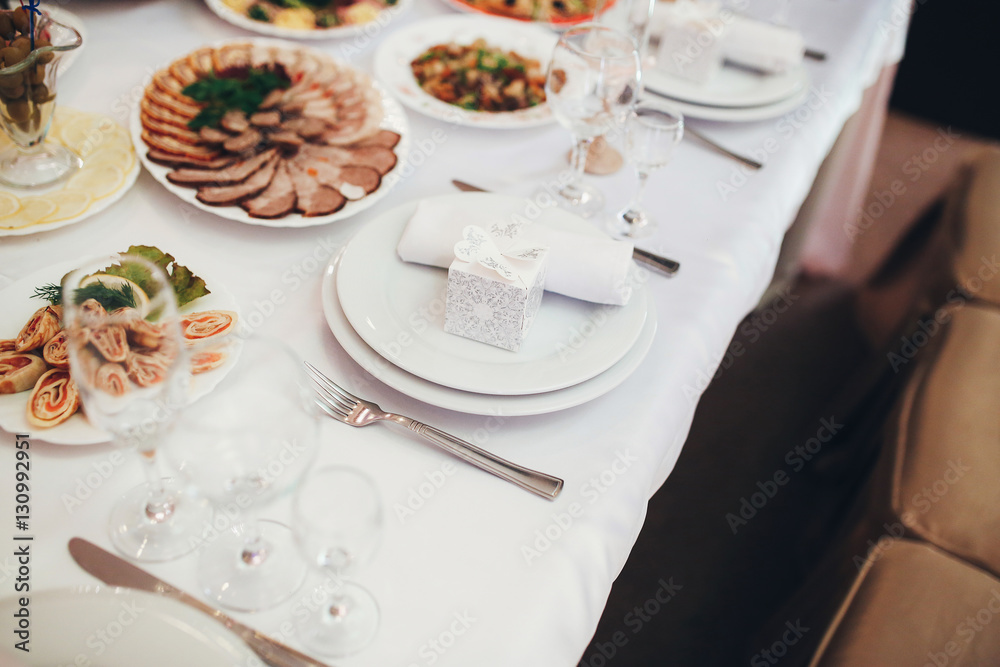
[627, 170, 651, 215]
[138, 446, 173, 522]
[240, 520, 268, 566]
[564, 135, 595, 199]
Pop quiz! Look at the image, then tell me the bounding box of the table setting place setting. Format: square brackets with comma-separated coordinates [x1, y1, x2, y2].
[0, 0, 846, 664]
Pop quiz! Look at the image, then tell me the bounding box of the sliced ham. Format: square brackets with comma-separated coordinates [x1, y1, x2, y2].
[144, 84, 201, 118]
[300, 143, 397, 176]
[141, 98, 193, 130]
[250, 110, 282, 127]
[167, 148, 278, 187]
[197, 156, 278, 206]
[140, 112, 203, 144]
[147, 150, 234, 169]
[350, 129, 402, 149]
[282, 117, 328, 140]
[199, 127, 232, 143]
[169, 59, 200, 86]
[290, 154, 380, 200]
[221, 110, 250, 134]
[269, 131, 304, 148]
[242, 162, 297, 219]
[142, 131, 220, 161]
[260, 88, 286, 109]
[224, 128, 263, 153]
[287, 162, 346, 217]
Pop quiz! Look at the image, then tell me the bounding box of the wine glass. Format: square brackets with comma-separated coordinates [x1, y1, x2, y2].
[545, 24, 640, 217]
[63, 254, 208, 562]
[0, 12, 83, 188]
[609, 100, 683, 238]
[293, 466, 383, 657]
[164, 336, 319, 612]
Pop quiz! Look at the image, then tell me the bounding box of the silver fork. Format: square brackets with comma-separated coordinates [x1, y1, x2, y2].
[304, 363, 564, 501]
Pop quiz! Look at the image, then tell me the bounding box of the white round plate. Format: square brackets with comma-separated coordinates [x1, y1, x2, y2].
[323, 252, 657, 416]
[0, 253, 240, 445]
[647, 83, 809, 122]
[644, 61, 808, 109]
[1, 109, 140, 237]
[0, 586, 257, 666]
[374, 15, 557, 129]
[131, 39, 410, 229]
[438, 0, 615, 27]
[206, 0, 412, 40]
[337, 193, 651, 395]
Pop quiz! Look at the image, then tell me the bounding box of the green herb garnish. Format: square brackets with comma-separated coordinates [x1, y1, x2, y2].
[32, 281, 138, 312]
[183, 69, 290, 131]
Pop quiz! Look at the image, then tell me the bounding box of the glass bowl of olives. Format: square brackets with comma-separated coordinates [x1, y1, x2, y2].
[0, 8, 82, 188]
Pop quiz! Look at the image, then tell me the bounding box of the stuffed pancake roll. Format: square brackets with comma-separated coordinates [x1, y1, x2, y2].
[79, 299, 108, 328]
[114, 309, 165, 349]
[42, 331, 70, 370]
[191, 349, 228, 375]
[14, 305, 62, 352]
[125, 350, 170, 388]
[25, 368, 80, 428]
[180, 310, 238, 346]
[0, 340, 16, 354]
[95, 363, 131, 397]
[0, 353, 48, 394]
[88, 325, 130, 363]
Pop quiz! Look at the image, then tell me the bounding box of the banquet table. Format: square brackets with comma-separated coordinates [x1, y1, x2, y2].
[0, 0, 908, 664]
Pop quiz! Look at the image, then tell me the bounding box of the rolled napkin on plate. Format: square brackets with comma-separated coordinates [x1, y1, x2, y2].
[397, 199, 636, 306]
[723, 15, 804, 74]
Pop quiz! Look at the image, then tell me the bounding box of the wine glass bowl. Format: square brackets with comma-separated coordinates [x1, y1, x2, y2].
[165, 336, 319, 612]
[0, 13, 83, 188]
[610, 100, 683, 238]
[62, 254, 205, 562]
[545, 24, 640, 217]
[293, 466, 384, 657]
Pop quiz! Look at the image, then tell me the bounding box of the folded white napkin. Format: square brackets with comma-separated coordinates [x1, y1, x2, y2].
[723, 16, 804, 74]
[397, 200, 635, 306]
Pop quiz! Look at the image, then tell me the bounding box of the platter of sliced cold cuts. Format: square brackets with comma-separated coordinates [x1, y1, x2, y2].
[131, 40, 410, 228]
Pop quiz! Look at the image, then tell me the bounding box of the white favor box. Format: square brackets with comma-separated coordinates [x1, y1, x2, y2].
[444, 225, 548, 352]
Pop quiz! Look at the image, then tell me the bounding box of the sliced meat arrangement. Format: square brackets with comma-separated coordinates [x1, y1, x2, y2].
[140, 42, 403, 219]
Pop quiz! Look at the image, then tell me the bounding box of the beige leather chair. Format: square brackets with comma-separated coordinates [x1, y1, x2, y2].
[809, 539, 1000, 667]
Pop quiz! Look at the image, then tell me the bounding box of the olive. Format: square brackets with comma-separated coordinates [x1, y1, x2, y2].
[30, 82, 50, 102]
[11, 36, 30, 53]
[28, 63, 46, 85]
[35, 37, 54, 64]
[6, 98, 30, 122]
[1, 45, 26, 67]
[0, 14, 15, 40]
[0, 71, 23, 88]
[11, 8, 30, 35]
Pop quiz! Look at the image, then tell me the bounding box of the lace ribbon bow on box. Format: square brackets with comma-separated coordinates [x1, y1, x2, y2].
[453, 223, 547, 283]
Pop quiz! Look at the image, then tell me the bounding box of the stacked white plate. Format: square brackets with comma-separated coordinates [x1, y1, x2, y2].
[321, 193, 657, 416]
[644, 57, 810, 122]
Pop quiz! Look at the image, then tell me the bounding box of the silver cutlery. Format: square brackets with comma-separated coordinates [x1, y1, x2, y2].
[304, 363, 564, 501]
[450, 179, 680, 275]
[68, 537, 327, 667]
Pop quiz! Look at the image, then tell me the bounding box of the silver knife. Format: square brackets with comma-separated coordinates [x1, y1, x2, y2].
[450, 179, 680, 275]
[68, 538, 329, 667]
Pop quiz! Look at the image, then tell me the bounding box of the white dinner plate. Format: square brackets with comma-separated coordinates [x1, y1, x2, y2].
[131, 39, 410, 229]
[323, 253, 657, 416]
[336, 193, 652, 396]
[644, 60, 808, 109]
[0, 252, 240, 445]
[0, 586, 258, 666]
[374, 15, 557, 129]
[647, 83, 809, 122]
[205, 0, 412, 40]
[438, 0, 616, 27]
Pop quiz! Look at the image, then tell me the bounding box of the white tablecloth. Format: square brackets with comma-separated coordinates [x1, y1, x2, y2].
[0, 1, 905, 664]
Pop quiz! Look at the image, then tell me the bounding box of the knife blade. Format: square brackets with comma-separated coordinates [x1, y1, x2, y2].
[68, 538, 328, 667]
[450, 180, 680, 275]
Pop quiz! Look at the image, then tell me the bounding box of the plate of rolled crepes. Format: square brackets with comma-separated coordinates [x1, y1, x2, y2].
[0, 246, 241, 445]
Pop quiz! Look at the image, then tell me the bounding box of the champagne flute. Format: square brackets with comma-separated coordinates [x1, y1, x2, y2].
[293, 466, 383, 657]
[63, 255, 207, 562]
[165, 336, 319, 611]
[610, 100, 683, 238]
[545, 24, 640, 217]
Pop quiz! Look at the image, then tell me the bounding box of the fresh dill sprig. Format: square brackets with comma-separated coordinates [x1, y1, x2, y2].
[31, 281, 138, 312]
[32, 283, 62, 305]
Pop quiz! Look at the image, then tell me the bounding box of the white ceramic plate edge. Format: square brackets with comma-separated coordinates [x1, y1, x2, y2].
[205, 0, 413, 40]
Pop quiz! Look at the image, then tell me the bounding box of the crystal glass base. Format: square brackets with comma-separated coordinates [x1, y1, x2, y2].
[108, 479, 210, 562]
[0, 144, 82, 189]
[297, 581, 380, 657]
[609, 206, 655, 239]
[199, 519, 307, 612]
[553, 182, 605, 218]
